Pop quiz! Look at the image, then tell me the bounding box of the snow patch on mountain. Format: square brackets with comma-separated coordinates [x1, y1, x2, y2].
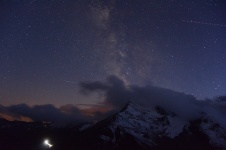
[199, 115, 226, 149]
[104, 102, 189, 146]
[165, 116, 187, 138]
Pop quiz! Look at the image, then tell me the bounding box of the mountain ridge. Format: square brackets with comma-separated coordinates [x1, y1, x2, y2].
[0, 102, 226, 150]
[77, 102, 226, 150]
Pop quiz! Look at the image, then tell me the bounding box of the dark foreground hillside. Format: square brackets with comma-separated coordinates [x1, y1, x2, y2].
[0, 103, 225, 150]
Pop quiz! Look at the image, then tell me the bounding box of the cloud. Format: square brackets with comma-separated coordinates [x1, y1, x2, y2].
[5, 104, 86, 123]
[80, 75, 206, 120]
[1, 75, 225, 124]
[0, 113, 33, 122]
[0, 103, 111, 123]
[0, 105, 33, 122]
[216, 96, 226, 102]
[80, 76, 130, 107]
[201, 96, 226, 126]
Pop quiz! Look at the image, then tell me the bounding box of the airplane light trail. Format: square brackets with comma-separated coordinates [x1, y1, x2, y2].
[27, 0, 39, 6]
[63, 80, 77, 84]
[183, 20, 226, 27]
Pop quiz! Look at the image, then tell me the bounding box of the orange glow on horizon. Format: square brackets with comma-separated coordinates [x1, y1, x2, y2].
[0, 113, 33, 122]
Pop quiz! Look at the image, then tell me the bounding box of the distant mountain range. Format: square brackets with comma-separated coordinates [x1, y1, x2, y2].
[0, 102, 226, 150]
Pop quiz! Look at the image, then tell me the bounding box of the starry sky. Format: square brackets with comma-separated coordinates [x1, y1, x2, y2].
[0, 0, 226, 107]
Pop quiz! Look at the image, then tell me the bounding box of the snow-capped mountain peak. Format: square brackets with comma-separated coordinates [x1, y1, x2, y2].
[85, 102, 226, 150]
[107, 103, 188, 144]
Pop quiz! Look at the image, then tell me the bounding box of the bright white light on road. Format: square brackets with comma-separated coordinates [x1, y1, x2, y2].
[44, 139, 53, 148]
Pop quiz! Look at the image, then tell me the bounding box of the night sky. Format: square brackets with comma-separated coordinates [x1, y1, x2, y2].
[0, 0, 226, 107]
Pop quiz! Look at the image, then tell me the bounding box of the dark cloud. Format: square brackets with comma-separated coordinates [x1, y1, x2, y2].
[80, 76, 130, 107]
[80, 81, 109, 94]
[6, 104, 86, 123]
[80, 75, 204, 120]
[216, 96, 226, 102]
[1, 76, 225, 124]
[60, 104, 82, 115]
[0, 105, 33, 122]
[91, 109, 117, 122]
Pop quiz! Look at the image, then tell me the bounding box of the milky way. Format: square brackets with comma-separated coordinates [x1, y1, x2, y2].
[0, 0, 226, 106]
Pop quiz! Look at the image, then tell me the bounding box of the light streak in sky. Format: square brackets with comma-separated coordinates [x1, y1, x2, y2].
[63, 80, 77, 84]
[27, 0, 39, 6]
[183, 20, 226, 27]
